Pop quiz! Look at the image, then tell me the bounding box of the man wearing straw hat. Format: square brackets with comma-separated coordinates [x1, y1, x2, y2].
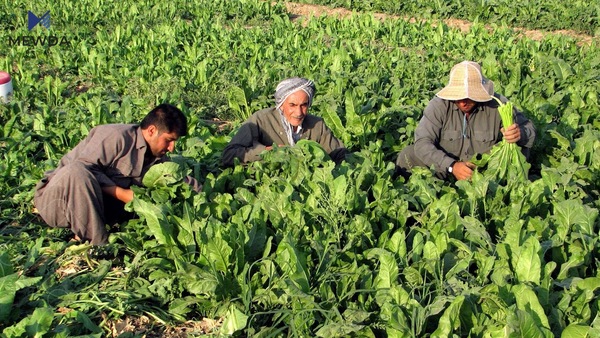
[222, 77, 348, 166]
[395, 60, 536, 180]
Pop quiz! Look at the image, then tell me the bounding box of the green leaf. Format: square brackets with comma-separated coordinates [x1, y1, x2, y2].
[205, 236, 233, 273]
[0, 252, 13, 277]
[561, 324, 590, 338]
[431, 295, 465, 338]
[512, 236, 542, 285]
[221, 305, 248, 335]
[131, 198, 177, 252]
[386, 230, 407, 259]
[169, 297, 203, 318]
[512, 284, 550, 329]
[573, 129, 598, 166]
[316, 323, 365, 337]
[0, 274, 19, 323]
[0, 273, 41, 322]
[366, 248, 398, 289]
[74, 310, 103, 334]
[321, 103, 347, 143]
[423, 241, 440, 274]
[507, 309, 553, 338]
[344, 89, 363, 136]
[423, 241, 440, 261]
[275, 234, 310, 293]
[180, 268, 219, 297]
[25, 307, 54, 338]
[548, 130, 573, 150]
[227, 86, 250, 121]
[553, 200, 597, 238]
[331, 175, 347, 206]
[557, 250, 586, 280]
[463, 216, 493, 249]
[172, 201, 198, 258]
[142, 162, 184, 188]
[574, 277, 600, 292]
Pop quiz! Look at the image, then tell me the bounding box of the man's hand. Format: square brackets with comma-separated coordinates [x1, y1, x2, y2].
[265, 144, 285, 151]
[102, 186, 134, 204]
[452, 161, 477, 180]
[501, 123, 521, 143]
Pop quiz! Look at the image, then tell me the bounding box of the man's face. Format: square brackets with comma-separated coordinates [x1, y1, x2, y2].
[453, 98, 477, 114]
[146, 126, 179, 157]
[280, 90, 310, 127]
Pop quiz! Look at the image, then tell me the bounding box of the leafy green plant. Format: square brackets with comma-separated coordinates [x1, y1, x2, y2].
[1, 0, 599, 336]
[472, 98, 531, 183]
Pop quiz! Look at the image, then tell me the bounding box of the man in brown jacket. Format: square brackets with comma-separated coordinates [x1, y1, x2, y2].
[222, 77, 348, 166]
[34, 103, 201, 245]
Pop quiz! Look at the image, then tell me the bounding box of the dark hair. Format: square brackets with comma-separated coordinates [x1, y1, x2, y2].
[140, 103, 187, 137]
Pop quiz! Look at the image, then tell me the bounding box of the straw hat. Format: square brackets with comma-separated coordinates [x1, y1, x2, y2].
[436, 61, 494, 102]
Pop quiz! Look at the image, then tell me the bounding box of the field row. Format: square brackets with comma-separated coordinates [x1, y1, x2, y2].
[290, 0, 600, 36]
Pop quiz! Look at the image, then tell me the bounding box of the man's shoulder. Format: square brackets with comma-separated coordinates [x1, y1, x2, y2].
[485, 93, 506, 108]
[303, 114, 324, 124]
[423, 96, 452, 117]
[80, 124, 141, 149]
[428, 96, 451, 107]
[88, 124, 139, 137]
[91, 123, 137, 131]
[298, 114, 326, 132]
[249, 107, 277, 120]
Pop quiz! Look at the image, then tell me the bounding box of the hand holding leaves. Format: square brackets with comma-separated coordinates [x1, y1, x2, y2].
[501, 123, 521, 143]
[452, 161, 477, 180]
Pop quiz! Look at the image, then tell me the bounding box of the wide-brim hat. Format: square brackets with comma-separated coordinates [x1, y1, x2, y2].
[436, 61, 494, 102]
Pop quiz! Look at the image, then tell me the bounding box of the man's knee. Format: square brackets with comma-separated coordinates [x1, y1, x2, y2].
[395, 145, 417, 180]
[34, 162, 102, 226]
[396, 145, 418, 169]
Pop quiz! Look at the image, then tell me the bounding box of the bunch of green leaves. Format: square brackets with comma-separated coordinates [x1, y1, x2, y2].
[472, 97, 531, 184]
[125, 162, 199, 267]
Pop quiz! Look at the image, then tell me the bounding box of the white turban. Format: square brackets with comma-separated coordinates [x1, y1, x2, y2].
[274, 77, 316, 109]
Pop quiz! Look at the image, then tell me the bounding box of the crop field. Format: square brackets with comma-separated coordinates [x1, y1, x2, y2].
[1, 0, 599, 336]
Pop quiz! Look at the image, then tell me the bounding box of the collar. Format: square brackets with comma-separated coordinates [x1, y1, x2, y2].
[453, 104, 480, 119]
[135, 125, 147, 150]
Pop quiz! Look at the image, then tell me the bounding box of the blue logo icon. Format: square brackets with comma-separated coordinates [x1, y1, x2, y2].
[28, 11, 51, 31]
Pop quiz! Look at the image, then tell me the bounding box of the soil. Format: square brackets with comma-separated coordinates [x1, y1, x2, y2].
[104, 316, 223, 337]
[284, 2, 597, 47]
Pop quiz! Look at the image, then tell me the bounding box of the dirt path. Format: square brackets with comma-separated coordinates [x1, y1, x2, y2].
[284, 2, 597, 47]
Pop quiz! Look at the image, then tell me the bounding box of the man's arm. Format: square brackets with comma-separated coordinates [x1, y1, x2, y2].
[513, 108, 536, 149]
[222, 122, 269, 166]
[413, 99, 457, 172]
[72, 125, 129, 187]
[102, 185, 134, 203]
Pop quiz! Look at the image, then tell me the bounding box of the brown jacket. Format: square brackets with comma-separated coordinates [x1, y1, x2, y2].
[222, 107, 347, 166]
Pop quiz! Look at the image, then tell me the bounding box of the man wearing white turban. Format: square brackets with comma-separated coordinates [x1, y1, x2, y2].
[222, 77, 348, 166]
[395, 61, 536, 180]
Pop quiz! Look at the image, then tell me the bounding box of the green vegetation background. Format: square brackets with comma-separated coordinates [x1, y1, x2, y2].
[0, 0, 599, 336]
